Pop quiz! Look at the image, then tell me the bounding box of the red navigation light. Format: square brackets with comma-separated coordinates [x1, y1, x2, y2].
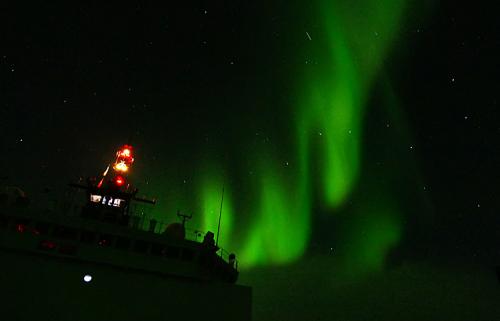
[117, 145, 134, 162]
[113, 145, 134, 174]
[16, 224, 26, 233]
[115, 175, 125, 187]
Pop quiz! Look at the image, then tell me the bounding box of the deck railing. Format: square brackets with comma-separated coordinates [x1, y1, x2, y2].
[128, 215, 239, 270]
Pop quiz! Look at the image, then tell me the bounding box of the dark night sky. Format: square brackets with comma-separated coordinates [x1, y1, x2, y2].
[1, 2, 500, 319]
[396, 3, 500, 260]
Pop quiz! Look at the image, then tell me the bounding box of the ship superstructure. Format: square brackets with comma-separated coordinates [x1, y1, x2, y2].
[0, 145, 251, 321]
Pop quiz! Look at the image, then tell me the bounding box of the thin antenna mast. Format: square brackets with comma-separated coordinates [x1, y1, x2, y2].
[177, 210, 192, 228]
[216, 185, 225, 247]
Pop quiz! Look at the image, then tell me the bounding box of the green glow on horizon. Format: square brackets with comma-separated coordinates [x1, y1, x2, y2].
[338, 199, 402, 276]
[240, 159, 310, 267]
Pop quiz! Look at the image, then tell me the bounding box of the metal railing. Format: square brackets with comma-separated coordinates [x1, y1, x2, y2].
[128, 215, 239, 270]
[216, 247, 238, 271]
[129, 216, 204, 241]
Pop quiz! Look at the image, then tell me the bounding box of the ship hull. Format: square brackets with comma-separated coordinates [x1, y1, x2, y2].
[1, 249, 252, 321]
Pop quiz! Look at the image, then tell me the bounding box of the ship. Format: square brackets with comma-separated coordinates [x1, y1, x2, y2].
[0, 145, 252, 321]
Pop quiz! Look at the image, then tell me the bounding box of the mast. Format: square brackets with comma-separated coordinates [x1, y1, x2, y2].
[215, 185, 224, 247]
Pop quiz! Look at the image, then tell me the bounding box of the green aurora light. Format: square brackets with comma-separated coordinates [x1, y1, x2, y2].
[236, 0, 409, 268]
[298, 0, 407, 207]
[150, 0, 420, 272]
[239, 158, 310, 266]
[199, 171, 233, 250]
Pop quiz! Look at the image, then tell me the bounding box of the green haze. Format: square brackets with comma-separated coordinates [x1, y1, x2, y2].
[199, 170, 233, 250]
[150, 0, 418, 272]
[297, 0, 407, 207]
[240, 157, 310, 266]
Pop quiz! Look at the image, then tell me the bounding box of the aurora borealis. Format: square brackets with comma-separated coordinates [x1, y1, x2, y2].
[3, 1, 500, 319]
[144, 0, 414, 271]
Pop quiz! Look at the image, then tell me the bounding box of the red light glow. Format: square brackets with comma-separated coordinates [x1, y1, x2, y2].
[116, 145, 134, 162]
[113, 160, 129, 172]
[39, 240, 57, 250]
[115, 176, 125, 186]
[112, 145, 134, 175]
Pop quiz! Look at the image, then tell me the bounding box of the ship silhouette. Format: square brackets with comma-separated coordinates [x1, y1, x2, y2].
[0, 145, 251, 321]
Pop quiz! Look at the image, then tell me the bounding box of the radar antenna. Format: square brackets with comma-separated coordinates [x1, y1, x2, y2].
[177, 210, 192, 228]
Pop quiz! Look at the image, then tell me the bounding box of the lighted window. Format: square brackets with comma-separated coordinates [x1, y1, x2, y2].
[101, 196, 113, 205]
[113, 199, 123, 207]
[90, 194, 102, 203]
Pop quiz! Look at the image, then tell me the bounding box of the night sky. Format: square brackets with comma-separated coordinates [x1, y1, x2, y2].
[2, 1, 500, 320]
